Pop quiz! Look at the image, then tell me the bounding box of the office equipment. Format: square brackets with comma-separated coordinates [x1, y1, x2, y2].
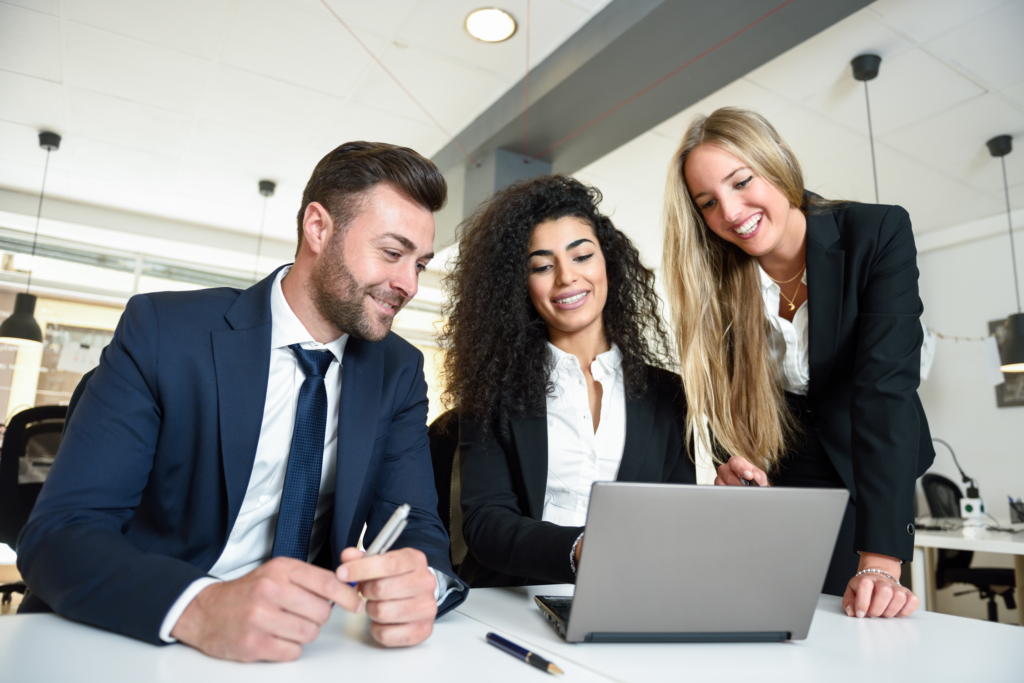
[916, 473, 1019, 623]
[536, 482, 847, 642]
[486, 632, 563, 675]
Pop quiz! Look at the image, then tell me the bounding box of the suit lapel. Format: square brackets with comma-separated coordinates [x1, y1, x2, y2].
[615, 395, 656, 481]
[510, 415, 548, 519]
[212, 269, 279, 527]
[806, 211, 844, 397]
[333, 337, 384, 540]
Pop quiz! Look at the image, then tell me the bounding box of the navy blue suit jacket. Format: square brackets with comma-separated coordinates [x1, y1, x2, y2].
[17, 267, 466, 644]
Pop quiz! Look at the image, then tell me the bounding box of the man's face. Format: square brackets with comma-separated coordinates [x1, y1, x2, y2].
[309, 183, 435, 342]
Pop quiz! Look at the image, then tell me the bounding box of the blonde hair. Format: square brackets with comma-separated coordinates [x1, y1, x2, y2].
[662, 107, 824, 473]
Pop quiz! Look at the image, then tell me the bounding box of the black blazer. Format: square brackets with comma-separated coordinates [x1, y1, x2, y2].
[458, 367, 696, 588]
[803, 201, 934, 562]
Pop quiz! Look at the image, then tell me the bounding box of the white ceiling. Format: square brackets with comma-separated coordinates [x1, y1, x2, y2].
[0, 0, 611, 250]
[574, 0, 1024, 267]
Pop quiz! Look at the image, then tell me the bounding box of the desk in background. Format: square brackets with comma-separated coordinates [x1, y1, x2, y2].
[1, 585, 1021, 682]
[912, 520, 1024, 625]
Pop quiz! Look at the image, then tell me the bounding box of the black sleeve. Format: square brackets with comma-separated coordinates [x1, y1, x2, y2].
[459, 418, 582, 585]
[849, 205, 923, 561]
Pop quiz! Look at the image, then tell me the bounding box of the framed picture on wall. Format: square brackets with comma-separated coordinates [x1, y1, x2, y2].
[989, 318, 1024, 408]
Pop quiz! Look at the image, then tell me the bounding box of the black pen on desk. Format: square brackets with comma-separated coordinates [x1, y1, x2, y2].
[486, 632, 563, 675]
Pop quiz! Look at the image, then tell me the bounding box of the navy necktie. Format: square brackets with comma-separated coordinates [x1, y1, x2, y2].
[271, 344, 336, 560]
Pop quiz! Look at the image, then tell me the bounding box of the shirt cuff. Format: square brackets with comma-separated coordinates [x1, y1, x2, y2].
[428, 567, 464, 606]
[159, 577, 221, 643]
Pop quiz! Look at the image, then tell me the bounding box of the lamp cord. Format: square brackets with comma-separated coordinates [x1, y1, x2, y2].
[864, 80, 879, 204]
[931, 438, 976, 490]
[1000, 156, 1022, 314]
[26, 147, 52, 293]
[252, 195, 268, 284]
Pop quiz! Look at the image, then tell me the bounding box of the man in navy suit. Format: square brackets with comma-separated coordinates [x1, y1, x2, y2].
[17, 142, 467, 661]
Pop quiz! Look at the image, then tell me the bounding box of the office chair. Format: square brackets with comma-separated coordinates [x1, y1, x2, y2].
[0, 404, 68, 609]
[427, 410, 468, 571]
[920, 473, 1017, 622]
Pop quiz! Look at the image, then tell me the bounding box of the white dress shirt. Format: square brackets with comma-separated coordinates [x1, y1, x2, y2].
[760, 265, 810, 396]
[542, 343, 627, 527]
[159, 267, 457, 642]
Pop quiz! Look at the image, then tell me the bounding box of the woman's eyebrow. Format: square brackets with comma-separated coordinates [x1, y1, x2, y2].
[567, 238, 595, 250]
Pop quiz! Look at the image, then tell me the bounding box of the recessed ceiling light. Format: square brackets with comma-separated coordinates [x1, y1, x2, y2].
[465, 8, 517, 43]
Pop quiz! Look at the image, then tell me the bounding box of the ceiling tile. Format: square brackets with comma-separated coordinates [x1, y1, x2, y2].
[71, 137, 179, 188]
[1002, 81, 1024, 111]
[769, 105, 865, 167]
[64, 23, 211, 115]
[0, 3, 61, 81]
[275, 0, 421, 38]
[0, 70, 65, 131]
[395, 0, 589, 82]
[879, 93, 1024, 194]
[201, 65, 343, 144]
[68, 88, 192, 158]
[0, 158, 73, 198]
[651, 78, 794, 143]
[351, 43, 510, 135]
[220, 0, 385, 98]
[925, 0, 1024, 90]
[868, 0, 1008, 42]
[313, 102, 449, 160]
[802, 48, 984, 137]
[63, 0, 233, 60]
[3, 0, 59, 15]
[0, 118, 74, 172]
[576, 131, 676, 195]
[184, 120, 311, 179]
[801, 142, 878, 205]
[745, 8, 912, 104]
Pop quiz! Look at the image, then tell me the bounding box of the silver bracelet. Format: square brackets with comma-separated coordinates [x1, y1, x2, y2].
[569, 532, 584, 575]
[854, 568, 901, 586]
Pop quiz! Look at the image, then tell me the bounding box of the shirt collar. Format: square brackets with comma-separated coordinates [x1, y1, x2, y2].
[270, 266, 349, 363]
[546, 342, 622, 378]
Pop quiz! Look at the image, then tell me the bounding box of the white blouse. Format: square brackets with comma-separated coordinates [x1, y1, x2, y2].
[541, 343, 627, 527]
[759, 265, 810, 396]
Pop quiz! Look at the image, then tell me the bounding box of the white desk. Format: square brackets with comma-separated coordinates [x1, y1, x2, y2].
[912, 521, 1024, 625]
[1, 587, 1021, 682]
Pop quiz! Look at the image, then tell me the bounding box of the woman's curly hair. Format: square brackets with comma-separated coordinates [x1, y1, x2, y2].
[440, 174, 672, 431]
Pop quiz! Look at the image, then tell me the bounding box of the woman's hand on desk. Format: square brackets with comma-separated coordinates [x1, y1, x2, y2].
[714, 455, 768, 487]
[842, 552, 919, 619]
[337, 546, 438, 647]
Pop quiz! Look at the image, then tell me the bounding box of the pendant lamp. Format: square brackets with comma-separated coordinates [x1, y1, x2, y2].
[252, 180, 275, 283]
[986, 134, 1024, 372]
[0, 132, 61, 346]
[851, 54, 881, 203]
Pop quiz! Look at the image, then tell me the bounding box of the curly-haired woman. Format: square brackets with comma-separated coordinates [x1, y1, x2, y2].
[441, 175, 731, 588]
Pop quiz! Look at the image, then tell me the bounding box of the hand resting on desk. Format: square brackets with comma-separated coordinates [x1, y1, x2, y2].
[170, 556, 359, 662]
[842, 552, 919, 619]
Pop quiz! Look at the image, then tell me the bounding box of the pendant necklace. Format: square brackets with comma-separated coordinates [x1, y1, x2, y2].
[768, 266, 805, 312]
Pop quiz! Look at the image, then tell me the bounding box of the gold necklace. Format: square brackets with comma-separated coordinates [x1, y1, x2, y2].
[775, 267, 805, 312]
[766, 265, 804, 285]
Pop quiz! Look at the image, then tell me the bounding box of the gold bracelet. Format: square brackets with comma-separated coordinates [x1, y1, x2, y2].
[854, 568, 901, 586]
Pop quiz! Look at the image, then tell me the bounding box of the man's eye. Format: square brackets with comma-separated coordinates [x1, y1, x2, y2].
[416, 263, 427, 273]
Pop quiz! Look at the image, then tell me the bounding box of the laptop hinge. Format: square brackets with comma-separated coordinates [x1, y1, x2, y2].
[584, 631, 791, 643]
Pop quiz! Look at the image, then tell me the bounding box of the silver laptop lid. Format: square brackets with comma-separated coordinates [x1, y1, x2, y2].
[566, 483, 848, 642]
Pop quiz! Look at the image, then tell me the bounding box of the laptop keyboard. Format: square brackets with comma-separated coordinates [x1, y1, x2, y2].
[544, 597, 573, 621]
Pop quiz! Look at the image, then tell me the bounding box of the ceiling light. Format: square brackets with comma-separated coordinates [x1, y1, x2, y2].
[465, 8, 516, 43]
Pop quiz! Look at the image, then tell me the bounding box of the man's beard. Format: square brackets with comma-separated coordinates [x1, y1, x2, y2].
[308, 233, 403, 342]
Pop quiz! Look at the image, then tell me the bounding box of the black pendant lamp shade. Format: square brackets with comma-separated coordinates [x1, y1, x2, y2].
[0, 131, 60, 346]
[0, 293, 43, 345]
[988, 133, 1024, 372]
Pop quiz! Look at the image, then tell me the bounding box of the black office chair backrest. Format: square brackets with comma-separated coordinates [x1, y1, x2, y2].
[921, 473, 962, 519]
[427, 410, 468, 569]
[0, 404, 68, 549]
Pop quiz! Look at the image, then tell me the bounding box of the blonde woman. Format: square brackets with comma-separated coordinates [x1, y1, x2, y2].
[663, 107, 933, 619]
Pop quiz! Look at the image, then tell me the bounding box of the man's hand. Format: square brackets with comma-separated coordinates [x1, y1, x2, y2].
[842, 552, 919, 618]
[170, 557, 359, 662]
[714, 455, 769, 486]
[337, 546, 437, 647]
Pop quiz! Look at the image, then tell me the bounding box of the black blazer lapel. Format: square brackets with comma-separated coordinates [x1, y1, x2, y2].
[509, 415, 548, 520]
[334, 337, 384, 544]
[212, 269, 279, 528]
[806, 211, 844, 397]
[615, 396, 656, 481]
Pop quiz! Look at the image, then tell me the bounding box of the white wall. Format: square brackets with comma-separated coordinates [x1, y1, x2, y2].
[917, 228, 1024, 522]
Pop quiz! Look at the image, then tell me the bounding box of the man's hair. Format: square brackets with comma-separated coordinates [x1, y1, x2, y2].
[296, 141, 447, 249]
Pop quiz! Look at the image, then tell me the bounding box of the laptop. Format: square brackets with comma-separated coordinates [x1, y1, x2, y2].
[535, 482, 848, 643]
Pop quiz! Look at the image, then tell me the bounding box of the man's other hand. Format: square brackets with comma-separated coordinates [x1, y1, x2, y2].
[336, 546, 437, 647]
[170, 557, 358, 662]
